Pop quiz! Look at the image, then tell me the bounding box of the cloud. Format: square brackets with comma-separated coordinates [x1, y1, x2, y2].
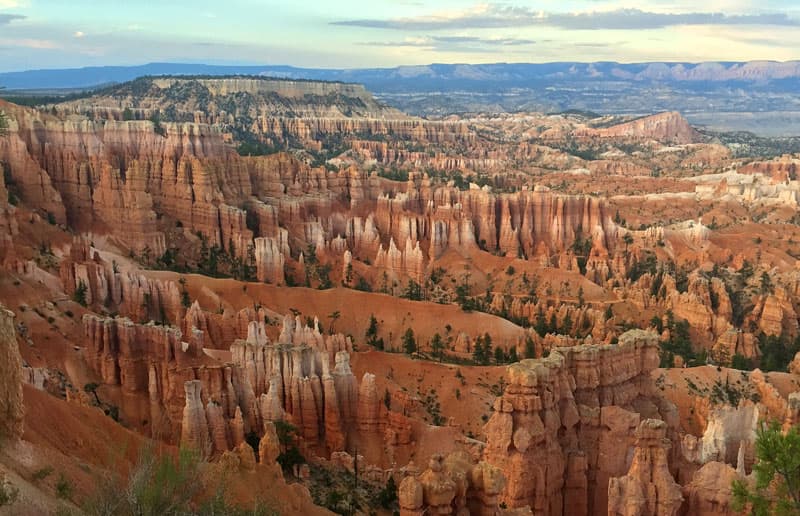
[333, 4, 536, 30]
[358, 35, 535, 53]
[333, 5, 799, 31]
[434, 36, 535, 46]
[547, 9, 799, 30]
[0, 37, 57, 49]
[0, 13, 24, 25]
[73, 31, 85, 38]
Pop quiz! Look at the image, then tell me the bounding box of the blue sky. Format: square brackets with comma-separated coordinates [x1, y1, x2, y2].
[0, 0, 798, 71]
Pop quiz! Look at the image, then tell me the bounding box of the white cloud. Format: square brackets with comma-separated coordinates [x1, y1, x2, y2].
[0, 37, 58, 49]
[74, 31, 85, 38]
[332, 4, 799, 31]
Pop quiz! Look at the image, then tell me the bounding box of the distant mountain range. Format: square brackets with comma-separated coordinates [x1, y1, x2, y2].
[2, 61, 800, 135]
[2, 61, 800, 90]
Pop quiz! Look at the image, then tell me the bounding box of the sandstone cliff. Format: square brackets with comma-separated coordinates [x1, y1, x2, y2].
[607, 419, 683, 516]
[482, 330, 676, 514]
[0, 304, 23, 439]
[573, 112, 701, 144]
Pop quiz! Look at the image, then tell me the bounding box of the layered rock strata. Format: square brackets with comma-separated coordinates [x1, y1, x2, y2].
[607, 419, 683, 516]
[0, 304, 23, 439]
[482, 330, 673, 514]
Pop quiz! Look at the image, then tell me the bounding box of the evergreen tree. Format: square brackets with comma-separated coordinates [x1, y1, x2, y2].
[365, 315, 379, 345]
[733, 421, 800, 515]
[73, 280, 88, 307]
[494, 346, 505, 364]
[431, 333, 444, 361]
[524, 336, 536, 359]
[482, 333, 493, 365]
[562, 313, 573, 334]
[472, 337, 485, 365]
[534, 315, 548, 337]
[401, 279, 423, 301]
[402, 328, 417, 355]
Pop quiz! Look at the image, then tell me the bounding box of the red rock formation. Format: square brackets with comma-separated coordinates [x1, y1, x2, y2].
[254, 236, 286, 285]
[681, 462, 740, 516]
[228, 315, 359, 451]
[607, 419, 683, 516]
[259, 421, 281, 465]
[750, 290, 799, 337]
[0, 170, 18, 264]
[572, 112, 700, 144]
[61, 236, 183, 324]
[181, 380, 211, 453]
[483, 330, 665, 514]
[738, 155, 799, 182]
[0, 305, 23, 439]
[397, 452, 507, 516]
[357, 372, 380, 434]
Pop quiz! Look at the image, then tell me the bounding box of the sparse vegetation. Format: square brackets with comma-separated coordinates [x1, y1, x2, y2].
[73, 281, 88, 307]
[365, 314, 384, 349]
[274, 421, 305, 475]
[55, 473, 73, 499]
[32, 466, 54, 482]
[83, 444, 278, 515]
[402, 328, 417, 354]
[0, 478, 18, 507]
[732, 420, 800, 515]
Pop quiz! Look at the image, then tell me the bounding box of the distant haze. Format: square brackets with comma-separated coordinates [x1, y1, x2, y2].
[0, 1, 798, 70]
[1, 61, 799, 136]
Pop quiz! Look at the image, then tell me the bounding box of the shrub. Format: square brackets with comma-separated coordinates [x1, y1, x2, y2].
[55, 474, 73, 499]
[32, 466, 54, 481]
[73, 281, 88, 307]
[81, 445, 272, 516]
[376, 476, 398, 509]
[0, 478, 18, 507]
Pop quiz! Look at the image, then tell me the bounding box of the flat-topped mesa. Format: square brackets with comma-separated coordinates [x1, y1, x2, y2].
[572, 112, 701, 145]
[53, 76, 473, 146]
[156, 77, 380, 101]
[607, 419, 683, 516]
[483, 330, 664, 514]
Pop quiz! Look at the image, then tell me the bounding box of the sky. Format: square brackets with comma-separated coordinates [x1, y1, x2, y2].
[0, 0, 799, 72]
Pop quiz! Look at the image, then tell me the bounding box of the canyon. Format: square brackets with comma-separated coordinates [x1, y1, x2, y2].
[0, 76, 798, 515]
